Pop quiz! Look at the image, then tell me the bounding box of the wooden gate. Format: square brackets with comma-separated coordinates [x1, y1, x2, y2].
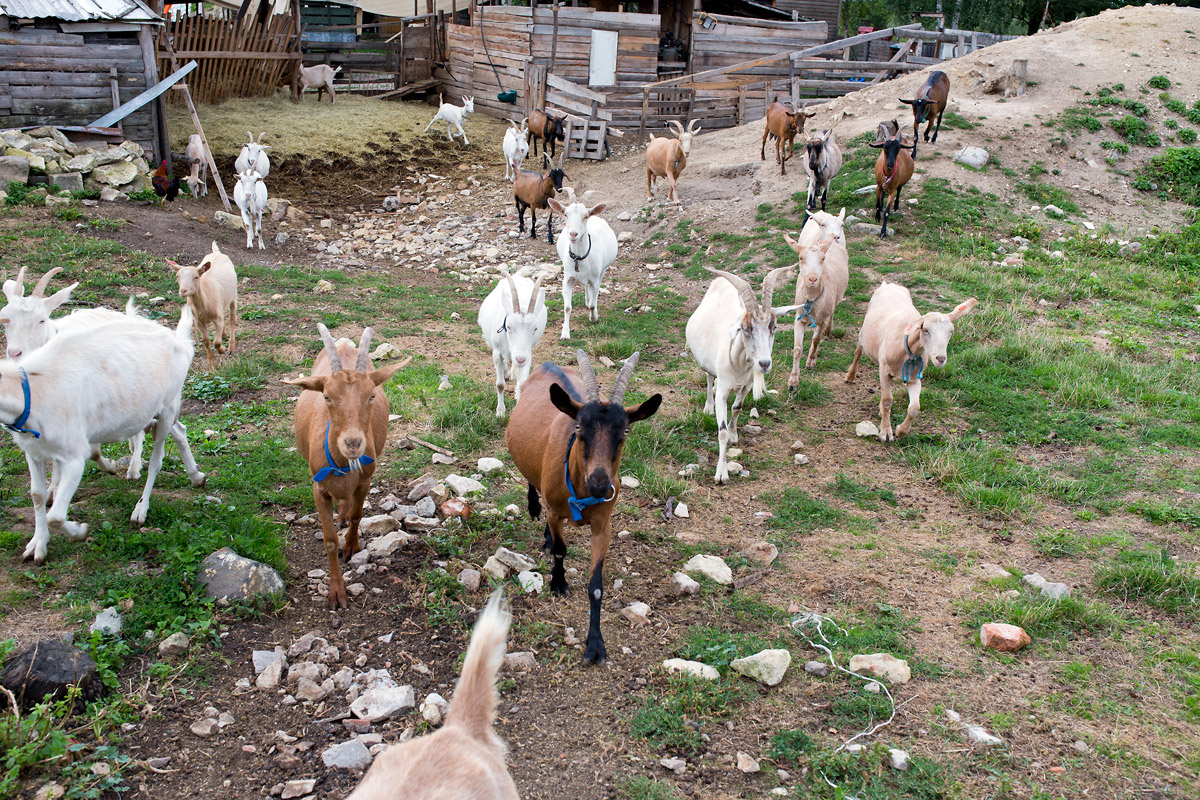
[159, 13, 302, 106]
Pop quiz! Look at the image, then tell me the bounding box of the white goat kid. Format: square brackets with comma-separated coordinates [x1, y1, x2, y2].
[424, 94, 475, 145]
[235, 131, 270, 179]
[478, 273, 547, 417]
[502, 118, 530, 180]
[185, 134, 208, 198]
[3, 310, 206, 564]
[0, 267, 145, 480]
[845, 282, 978, 441]
[548, 195, 618, 340]
[233, 170, 268, 250]
[797, 207, 846, 248]
[686, 268, 798, 484]
[804, 129, 843, 212]
[782, 234, 849, 383]
[166, 241, 239, 368]
[297, 64, 341, 103]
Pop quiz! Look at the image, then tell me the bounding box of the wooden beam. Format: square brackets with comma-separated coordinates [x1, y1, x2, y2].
[161, 39, 232, 213]
[168, 51, 303, 59]
[791, 58, 923, 72]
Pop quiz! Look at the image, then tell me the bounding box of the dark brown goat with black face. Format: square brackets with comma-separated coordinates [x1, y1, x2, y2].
[870, 129, 916, 239]
[505, 351, 661, 664]
[513, 151, 568, 244]
[900, 71, 950, 158]
[527, 109, 568, 158]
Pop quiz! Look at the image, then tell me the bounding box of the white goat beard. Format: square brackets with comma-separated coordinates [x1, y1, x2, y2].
[751, 368, 766, 400]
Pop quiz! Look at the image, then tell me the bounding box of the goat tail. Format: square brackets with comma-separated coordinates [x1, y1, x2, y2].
[125, 295, 139, 317]
[176, 304, 195, 343]
[527, 483, 542, 519]
[444, 589, 510, 742]
[333, 65, 342, 75]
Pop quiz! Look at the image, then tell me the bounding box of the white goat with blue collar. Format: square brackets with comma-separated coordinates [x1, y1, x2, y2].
[549, 192, 617, 340]
[478, 272, 547, 417]
[0, 308, 206, 564]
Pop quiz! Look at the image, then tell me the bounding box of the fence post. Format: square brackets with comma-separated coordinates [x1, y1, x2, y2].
[639, 87, 649, 145]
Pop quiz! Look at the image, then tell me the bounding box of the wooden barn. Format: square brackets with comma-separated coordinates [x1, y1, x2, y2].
[0, 0, 167, 161]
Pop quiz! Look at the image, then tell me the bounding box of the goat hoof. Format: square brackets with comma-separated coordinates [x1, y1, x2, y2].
[327, 586, 349, 609]
[583, 640, 606, 665]
[787, 375, 799, 389]
[191, 473, 207, 488]
[550, 580, 569, 596]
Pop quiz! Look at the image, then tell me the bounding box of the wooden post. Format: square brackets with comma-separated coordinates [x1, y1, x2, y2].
[685, 87, 694, 124]
[737, 85, 745, 126]
[136, 26, 168, 168]
[109, 68, 124, 135]
[549, 6, 559, 73]
[639, 87, 649, 145]
[162, 37, 232, 212]
[788, 58, 796, 108]
[399, 20, 407, 87]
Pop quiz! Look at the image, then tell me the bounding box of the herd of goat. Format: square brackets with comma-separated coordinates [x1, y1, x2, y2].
[0, 70, 974, 797]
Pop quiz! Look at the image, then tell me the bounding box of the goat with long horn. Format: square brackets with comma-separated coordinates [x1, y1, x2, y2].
[478, 270, 548, 416]
[506, 350, 662, 663]
[686, 266, 798, 484]
[284, 324, 410, 608]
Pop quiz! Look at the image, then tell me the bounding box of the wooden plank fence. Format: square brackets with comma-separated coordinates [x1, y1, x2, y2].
[159, 13, 302, 105]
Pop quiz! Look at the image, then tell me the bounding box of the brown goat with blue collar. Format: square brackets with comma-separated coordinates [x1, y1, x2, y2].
[505, 351, 661, 664]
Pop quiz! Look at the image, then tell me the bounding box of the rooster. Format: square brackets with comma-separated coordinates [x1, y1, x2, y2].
[152, 159, 181, 204]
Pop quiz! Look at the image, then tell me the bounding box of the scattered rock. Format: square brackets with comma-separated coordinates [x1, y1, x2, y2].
[252, 648, 287, 674]
[257, 659, 285, 691]
[477, 457, 504, 474]
[49, 172, 83, 193]
[458, 568, 482, 591]
[439, 498, 472, 520]
[674, 502, 690, 518]
[407, 475, 436, 501]
[367, 531, 416, 557]
[953, 146, 989, 169]
[620, 601, 650, 625]
[682, 554, 732, 585]
[516, 571, 544, 595]
[504, 651, 537, 671]
[1023, 572, 1071, 600]
[848, 653, 911, 684]
[198, 547, 284, 602]
[794, 453, 810, 465]
[966, 725, 1005, 746]
[371, 342, 403, 360]
[736, 752, 760, 774]
[1043, 204, 1065, 218]
[322, 738, 373, 770]
[0, 155, 31, 185]
[296, 677, 333, 703]
[494, 547, 536, 573]
[980, 623, 1031, 652]
[662, 658, 719, 681]
[741, 541, 778, 566]
[617, 231, 634, 243]
[731, 649, 791, 686]
[313, 279, 334, 294]
[89, 607, 122, 635]
[431, 452, 456, 465]
[280, 780, 316, 799]
[190, 718, 220, 738]
[437, 375, 453, 391]
[620, 475, 640, 489]
[157, 632, 189, 658]
[89, 161, 137, 186]
[350, 686, 415, 721]
[445, 474, 485, 496]
[888, 748, 911, 771]
[0, 639, 99, 709]
[804, 660, 828, 677]
[669, 572, 700, 596]
[420, 692, 449, 726]
[214, 211, 244, 230]
[359, 514, 400, 536]
[976, 563, 1010, 581]
[855, 421, 880, 438]
[660, 756, 687, 775]
[414, 496, 437, 518]
[482, 556, 509, 580]
[99, 186, 126, 202]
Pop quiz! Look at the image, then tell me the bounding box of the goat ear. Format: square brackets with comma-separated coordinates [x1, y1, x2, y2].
[549, 382, 581, 419]
[369, 357, 411, 387]
[819, 238, 834, 253]
[166, 259, 183, 271]
[626, 393, 662, 423]
[837, 207, 846, 221]
[782, 233, 801, 252]
[197, 260, 212, 275]
[44, 283, 77, 312]
[868, 141, 884, 148]
[772, 304, 801, 318]
[903, 317, 924, 341]
[547, 198, 565, 214]
[282, 375, 327, 392]
[585, 202, 606, 217]
[948, 297, 978, 321]
[899, 98, 914, 105]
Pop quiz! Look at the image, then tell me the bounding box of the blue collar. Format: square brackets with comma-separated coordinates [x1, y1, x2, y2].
[563, 431, 614, 522]
[313, 421, 373, 482]
[798, 299, 817, 329]
[901, 334, 924, 383]
[3, 368, 40, 439]
[497, 314, 508, 334]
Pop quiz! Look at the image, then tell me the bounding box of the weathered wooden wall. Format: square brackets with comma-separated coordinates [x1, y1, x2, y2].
[691, 14, 826, 77]
[528, 7, 658, 86]
[774, 0, 842, 40]
[0, 25, 157, 158]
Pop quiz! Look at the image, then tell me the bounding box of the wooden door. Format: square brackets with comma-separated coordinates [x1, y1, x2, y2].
[589, 29, 618, 87]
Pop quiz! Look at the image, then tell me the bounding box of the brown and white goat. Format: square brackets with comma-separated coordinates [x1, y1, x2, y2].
[284, 325, 409, 608]
[348, 590, 518, 800]
[166, 241, 238, 368]
[513, 152, 568, 244]
[761, 100, 813, 175]
[646, 119, 700, 203]
[870, 130, 916, 239]
[527, 109, 567, 159]
[845, 282, 976, 441]
[900, 70, 950, 158]
[506, 351, 661, 664]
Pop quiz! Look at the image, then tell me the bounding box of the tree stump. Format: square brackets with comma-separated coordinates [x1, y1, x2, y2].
[0, 639, 101, 710]
[1004, 59, 1029, 98]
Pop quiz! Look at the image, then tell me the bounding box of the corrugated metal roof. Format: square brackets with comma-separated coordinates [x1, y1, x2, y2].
[0, 0, 160, 23]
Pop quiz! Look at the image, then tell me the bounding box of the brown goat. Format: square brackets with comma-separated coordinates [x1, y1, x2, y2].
[871, 132, 916, 239]
[513, 152, 568, 244]
[506, 351, 661, 664]
[527, 109, 567, 158]
[284, 325, 409, 608]
[760, 100, 813, 175]
[900, 70, 950, 158]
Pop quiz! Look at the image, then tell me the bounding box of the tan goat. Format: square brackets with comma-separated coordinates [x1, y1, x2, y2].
[782, 234, 849, 381]
[284, 326, 409, 608]
[845, 282, 977, 441]
[646, 119, 700, 203]
[166, 241, 238, 368]
[760, 100, 813, 175]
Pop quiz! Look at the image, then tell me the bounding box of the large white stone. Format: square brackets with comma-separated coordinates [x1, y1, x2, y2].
[367, 531, 416, 557]
[252, 648, 286, 674]
[516, 570, 543, 595]
[444, 474, 485, 496]
[322, 739, 373, 769]
[494, 547, 536, 572]
[848, 653, 911, 684]
[669, 572, 700, 596]
[731, 648, 792, 686]
[953, 146, 989, 169]
[477, 457, 504, 474]
[855, 421, 880, 438]
[662, 658, 719, 681]
[682, 554, 732, 585]
[349, 686, 415, 721]
[359, 514, 400, 536]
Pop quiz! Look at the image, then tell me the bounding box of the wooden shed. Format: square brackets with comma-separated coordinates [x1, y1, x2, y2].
[0, 0, 167, 161]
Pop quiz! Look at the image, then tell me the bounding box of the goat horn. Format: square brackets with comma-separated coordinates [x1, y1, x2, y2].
[761, 266, 793, 309]
[13, 267, 27, 297]
[558, 147, 565, 169]
[666, 120, 684, 135]
[356, 327, 373, 373]
[246, 131, 254, 143]
[258, 132, 267, 143]
[32, 267, 62, 298]
[687, 119, 700, 133]
[527, 275, 544, 315]
[317, 323, 345, 373]
[610, 351, 640, 407]
[707, 268, 759, 314]
[505, 273, 520, 316]
[575, 349, 600, 403]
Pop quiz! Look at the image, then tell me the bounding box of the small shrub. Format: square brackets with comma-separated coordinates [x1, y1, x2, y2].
[1110, 115, 1161, 147]
[1101, 140, 1131, 154]
[1057, 106, 1103, 134]
[1011, 219, 1043, 241]
[184, 374, 234, 403]
[617, 776, 682, 800]
[1148, 75, 1171, 90]
[1179, 129, 1198, 145]
[127, 188, 157, 202]
[769, 729, 815, 764]
[1136, 147, 1200, 205]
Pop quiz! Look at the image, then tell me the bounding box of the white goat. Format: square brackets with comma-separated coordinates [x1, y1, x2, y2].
[3, 309, 206, 564]
[782, 235, 849, 383]
[686, 267, 797, 484]
[297, 64, 341, 103]
[0, 267, 145, 480]
[424, 94, 475, 145]
[235, 131, 270, 180]
[797, 207, 846, 248]
[233, 170, 267, 250]
[804, 129, 843, 212]
[548, 194, 618, 340]
[502, 118, 530, 180]
[477, 273, 547, 417]
[166, 241, 239, 368]
[184, 134, 208, 198]
[845, 282, 977, 441]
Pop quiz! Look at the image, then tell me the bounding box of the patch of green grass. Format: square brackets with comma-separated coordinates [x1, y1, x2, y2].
[630, 675, 752, 755]
[1110, 115, 1161, 147]
[768, 487, 853, 542]
[1179, 128, 1198, 145]
[963, 588, 1123, 642]
[1134, 146, 1200, 205]
[1054, 105, 1102, 134]
[1094, 548, 1200, 618]
[768, 728, 815, 765]
[827, 473, 897, 510]
[1101, 139, 1131, 154]
[1018, 181, 1080, 214]
[417, 567, 466, 628]
[1148, 75, 1171, 90]
[804, 747, 955, 799]
[676, 626, 784, 671]
[1130, 499, 1200, 527]
[616, 775, 682, 800]
[1155, 648, 1200, 721]
[940, 111, 977, 130]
